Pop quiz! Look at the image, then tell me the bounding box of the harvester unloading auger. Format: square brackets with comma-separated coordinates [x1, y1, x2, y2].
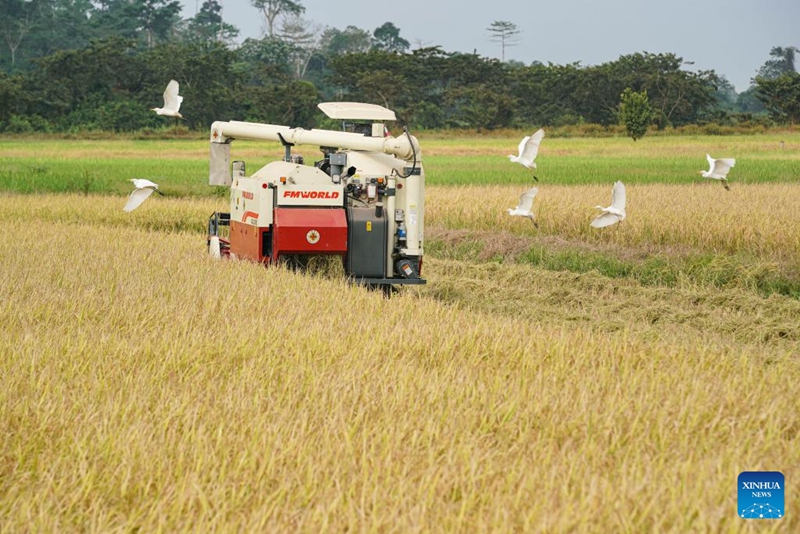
[207, 102, 425, 292]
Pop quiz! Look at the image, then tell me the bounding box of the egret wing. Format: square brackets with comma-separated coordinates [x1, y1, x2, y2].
[611, 180, 626, 211]
[714, 158, 735, 177]
[520, 128, 545, 163]
[518, 187, 538, 212]
[163, 80, 182, 111]
[591, 213, 621, 228]
[131, 178, 159, 189]
[705, 153, 717, 175]
[123, 187, 155, 212]
[516, 136, 530, 158]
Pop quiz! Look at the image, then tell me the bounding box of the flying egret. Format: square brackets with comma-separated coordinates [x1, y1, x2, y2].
[591, 181, 626, 228]
[124, 179, 164, 212]
[508, 128, 545, 181]
[151, 79, 184, 119]
[700, 154, 735, 191]
[507, 187, 539, 227]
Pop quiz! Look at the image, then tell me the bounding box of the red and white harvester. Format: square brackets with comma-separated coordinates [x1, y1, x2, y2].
[207, 102, 425, 291]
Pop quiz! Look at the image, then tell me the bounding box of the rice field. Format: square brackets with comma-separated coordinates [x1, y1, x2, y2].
[1, 132, 799, 531]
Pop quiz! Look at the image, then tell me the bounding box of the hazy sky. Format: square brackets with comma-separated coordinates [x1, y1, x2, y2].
[186, 0, 799, 92]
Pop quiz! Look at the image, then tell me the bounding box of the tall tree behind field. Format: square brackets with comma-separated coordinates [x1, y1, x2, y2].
[250, 0, 304, 37]
[756, 46, 799, 79]
[372, 22, 409, 53]
[0, 0, 46, 68]
[278, 15, 319, 79]
[90, 0, 140, 41]
[132, 0, 182, 48]
[180, 0, 239, 44]
[619, 87, 652, 141]
[319, 25, 372, 55]
[486, 20, 519, 62]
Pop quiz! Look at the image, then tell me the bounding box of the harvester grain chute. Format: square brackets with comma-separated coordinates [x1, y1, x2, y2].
[207, 102, 425, 292]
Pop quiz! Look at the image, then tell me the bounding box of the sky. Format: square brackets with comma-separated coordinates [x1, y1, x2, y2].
[185, 0, 800, 92]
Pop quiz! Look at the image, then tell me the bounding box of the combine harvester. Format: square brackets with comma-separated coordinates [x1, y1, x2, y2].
[207, 102, 425, 293]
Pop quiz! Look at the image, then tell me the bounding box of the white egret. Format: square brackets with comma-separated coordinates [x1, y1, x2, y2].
[508, 128, 545, 181]
[507, 187, 539, 227]
[591, 181, 626, 228]
[124, 179, 164, 212]
[151, 79, 183, 119]
[700, 154, 735, 191]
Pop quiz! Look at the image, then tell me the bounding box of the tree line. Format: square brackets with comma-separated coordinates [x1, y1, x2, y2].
[0, 0, 798, 133]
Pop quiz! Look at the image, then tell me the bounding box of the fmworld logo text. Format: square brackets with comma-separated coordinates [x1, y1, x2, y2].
[283, 191, 340, 199]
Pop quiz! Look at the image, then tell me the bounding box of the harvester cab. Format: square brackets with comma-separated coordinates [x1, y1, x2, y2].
[207, 102, 425, 291]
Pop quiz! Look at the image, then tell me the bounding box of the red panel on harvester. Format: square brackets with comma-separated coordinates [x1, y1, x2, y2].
[230, 220, 268, 263]
[272, 208, 347, 259]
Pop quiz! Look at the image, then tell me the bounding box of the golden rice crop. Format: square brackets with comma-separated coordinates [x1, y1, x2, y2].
[426, 183, 800, 266]
[1, 194, 798, 531]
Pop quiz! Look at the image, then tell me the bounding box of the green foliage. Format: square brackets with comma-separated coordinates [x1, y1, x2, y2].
[181, 0, 239, 44]
[236, 37, 295, 79]
[754, 72, 800, 124]
[0, 70, 23, 122]
[372, 22, 409, 53]
[444, 84, 514, 130]
[0, 7, 747, 133]
[239, 80, 319, 127]
[618, 87, 652, 141]
[320, 26, 372, 56]
[756, 46, 799, 79]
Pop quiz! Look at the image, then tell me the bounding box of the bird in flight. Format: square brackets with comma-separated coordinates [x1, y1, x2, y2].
[700, 154, 735, 191]
[507, 187, 539, 227]
[151, 79, 183, 119]
[591, 181, 626, 228]
[124, 179, 164, 212]
[508, 128, 545, 181]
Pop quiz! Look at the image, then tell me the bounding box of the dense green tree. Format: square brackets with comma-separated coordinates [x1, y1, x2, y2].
[237, 36, 294, 77]
[181, 0, 239, 44]
[139, 41, 238, 128]
[23, 36, 150, 129]
[372, 22, 409, 53]
[712, 76, 738, 111]
[133, 0, 182, 48]
[320, 26, 371, 56]
[235, 79, 318, 127]
[90, 0, 141, 41]
[618, 88, 652, 141]
[443, 83, 514, 130]
[0, 70, 23, 122]
[755, 73, 800, 124]
[735, 86, 766, 114]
